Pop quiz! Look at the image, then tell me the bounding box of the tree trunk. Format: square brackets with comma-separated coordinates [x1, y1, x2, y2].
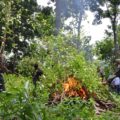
[76, 0, 84, 51]
[55, 0, 61, 35]
[112, 15, 118, 58]
[77, 0, 84, 37]
[77, 12, 83, 37]
[112, 22, 117, 51]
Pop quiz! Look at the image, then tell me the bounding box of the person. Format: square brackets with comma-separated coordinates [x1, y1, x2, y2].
[111, 76, 120, 94]
[97, 66, 105, 82]
[32, 63, 43, 88]
[0, 71, 5, 92]
[114, 59, 120, 73]
[0, 54, 9, 92]
[107, 75, 116, 85]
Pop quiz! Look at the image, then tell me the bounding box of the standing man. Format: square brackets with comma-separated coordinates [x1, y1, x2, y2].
[0, 71, 5, 92]
[32, 63, 43, 88]
[0, 54, 9, 92]
[97, 66, 105, 82]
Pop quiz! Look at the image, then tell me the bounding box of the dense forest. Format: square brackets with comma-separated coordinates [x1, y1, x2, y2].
[0, 0, 120, 119]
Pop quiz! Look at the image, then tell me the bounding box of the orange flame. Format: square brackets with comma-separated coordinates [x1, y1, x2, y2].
[63, 76, 88, 99]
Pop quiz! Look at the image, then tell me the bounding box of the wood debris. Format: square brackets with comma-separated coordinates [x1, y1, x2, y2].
[48, 75, 116, 115]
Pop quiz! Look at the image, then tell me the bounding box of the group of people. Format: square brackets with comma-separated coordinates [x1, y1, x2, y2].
[0, 63, 43, 92]
[108, 60, 120, 94]
[98, 59, 120, 94]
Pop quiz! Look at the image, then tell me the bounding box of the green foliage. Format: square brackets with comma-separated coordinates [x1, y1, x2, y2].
[17, 57, 37, 76]
[17, 35, 98, 91]
[35, 7, 55, 37]
[0, 1, 120, 120]
[95, 38, 114, 61]
[0, 75, 42, 120]
[44, 98, 95, 120]
[93, 0, 120, 55]
[0, 74, 120, 120]
[0, 0, 54, 73]
[0, 74, 96, 120]
[0, 46, 120, 120]
[67, 55, 100, 91]
[0, 0, 38, 50]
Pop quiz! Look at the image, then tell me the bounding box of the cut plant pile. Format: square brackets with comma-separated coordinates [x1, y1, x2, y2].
[48, 75, 116, 114]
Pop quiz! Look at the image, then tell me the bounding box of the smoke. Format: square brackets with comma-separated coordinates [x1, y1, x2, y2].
[54, 0, 86, 35]
[54, 0, 102, 35]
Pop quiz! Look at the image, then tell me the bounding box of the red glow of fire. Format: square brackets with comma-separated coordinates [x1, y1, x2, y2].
[63, 76, 88, 99]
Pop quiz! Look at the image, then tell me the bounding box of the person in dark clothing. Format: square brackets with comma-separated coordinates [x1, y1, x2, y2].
[32, 63, 43, 88]
[0, 72, 5, 92]
[111, 77, 120, 94]
[115, 69, 120, 77]
[0, 65, 10, 92]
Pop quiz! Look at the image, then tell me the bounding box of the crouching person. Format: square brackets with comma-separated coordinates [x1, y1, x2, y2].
[111, 77, 120, 94]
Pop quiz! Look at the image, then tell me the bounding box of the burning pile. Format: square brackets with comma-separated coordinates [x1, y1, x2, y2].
[63, 76, 89, 99]
[48, 75, 116, 115]
[48, 75, 90, 105]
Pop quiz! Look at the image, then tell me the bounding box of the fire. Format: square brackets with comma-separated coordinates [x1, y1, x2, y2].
[63, 76, 88, 99]
[48, 75, 90, 105]
[63, 76, 81, 92]
[48, 75, 115, 115]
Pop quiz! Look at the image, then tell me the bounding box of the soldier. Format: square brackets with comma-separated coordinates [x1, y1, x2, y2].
[0, 54, 9, 92]
[32, 63, 43, 88]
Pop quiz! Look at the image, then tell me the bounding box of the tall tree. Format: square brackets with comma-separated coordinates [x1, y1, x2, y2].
[51, 0, 68, 34]
[0, 0, 54, 71]
[51, 0, 102, 36]
[93, 0, 120, 57]
[0, 0, 38, 55]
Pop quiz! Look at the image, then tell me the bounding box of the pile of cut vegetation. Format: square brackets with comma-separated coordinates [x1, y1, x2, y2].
[48, 75, 116, 115]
